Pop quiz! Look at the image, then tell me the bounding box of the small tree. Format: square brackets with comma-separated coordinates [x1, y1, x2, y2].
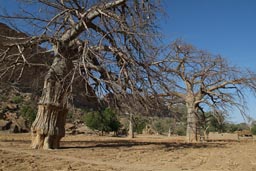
[208, 113, 227, 133]
[83, 108, 121, 135]
[133, 115, 147, 134]
[151, 117, 174, 135]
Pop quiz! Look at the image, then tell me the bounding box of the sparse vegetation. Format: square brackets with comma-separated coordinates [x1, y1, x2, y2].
[11, 96, 23, 104]
[66, 111, 74, 122]
[0, 95, 8, 102]
[133, 116, 148, 134]
[251, 124, 256, 135]
[151, 117, 173, 135]
[20, 105, 37, 126]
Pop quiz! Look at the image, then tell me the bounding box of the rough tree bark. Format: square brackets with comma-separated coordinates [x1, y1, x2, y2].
[31, 54, 73, 149]
[186, 102, 198, 142]
[128, 113, 134, 138]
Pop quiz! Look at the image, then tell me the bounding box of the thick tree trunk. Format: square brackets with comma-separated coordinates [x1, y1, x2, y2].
[128, 113, 134, 138]
[31, 56, 73, 149]
[186, 103, 198, 142]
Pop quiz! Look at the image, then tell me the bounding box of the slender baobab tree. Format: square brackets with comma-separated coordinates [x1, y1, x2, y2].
[0, 0, 163, 149]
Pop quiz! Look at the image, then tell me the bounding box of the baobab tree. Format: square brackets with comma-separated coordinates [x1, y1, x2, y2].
[0, 0, 163, 149]
[154, 40, 256, 142]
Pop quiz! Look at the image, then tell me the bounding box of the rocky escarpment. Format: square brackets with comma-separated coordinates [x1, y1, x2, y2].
[0, 87, 33, 133]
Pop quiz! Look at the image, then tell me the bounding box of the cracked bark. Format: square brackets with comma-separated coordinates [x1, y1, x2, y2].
[31, 55, 73, 149]
[186, 102, 198, 142]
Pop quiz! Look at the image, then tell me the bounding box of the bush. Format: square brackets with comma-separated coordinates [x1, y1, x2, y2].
[66, 111, 74, 122]
[251, 125, 256, 135]
[133, 116, 147, 134]
[0, 95, 8, 102]
[225, 123, 240, 133]
[151, 117, 174, 135]
[11, 95, 23, 104]
[175, 125, 186, 136]
[153, 120, 164, 134]
[20, 105, 37, 126]
[83, 108, 121, 135]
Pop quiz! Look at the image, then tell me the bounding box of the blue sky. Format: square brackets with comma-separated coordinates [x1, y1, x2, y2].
[162, 0, 256, 123]
[1, 0, 256, 123]
[162, 0, 256, 69]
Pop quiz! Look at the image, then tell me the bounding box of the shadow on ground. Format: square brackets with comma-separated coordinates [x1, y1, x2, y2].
[0, 134, 232, 150]
[59, 139, 228, 150]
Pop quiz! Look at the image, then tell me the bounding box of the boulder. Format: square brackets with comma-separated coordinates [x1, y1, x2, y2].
[65, 123, 76, 130]
[14, 116, 29, 132]
[4, 112, 18, 120]
[9, 124, 19, 133]
[73, 119, 83, 125]
[0, 119, 11, 130]
[6, 103, 18, 110]
[1, 116, 29, 133]
[75, 126, 87, 134]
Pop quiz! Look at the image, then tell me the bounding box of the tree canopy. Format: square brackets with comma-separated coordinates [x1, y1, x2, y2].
[151, 40, 256, 141]
[0, 0, 163, 105]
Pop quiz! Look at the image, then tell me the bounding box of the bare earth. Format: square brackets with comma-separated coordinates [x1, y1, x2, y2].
[1, 133, 256, 171]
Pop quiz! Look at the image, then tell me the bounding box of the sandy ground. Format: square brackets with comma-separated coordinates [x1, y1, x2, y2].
[0, 133, 256, 171]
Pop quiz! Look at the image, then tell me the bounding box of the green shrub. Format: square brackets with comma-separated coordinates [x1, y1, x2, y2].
[175, 125, 186, 136]
[20, 105, 37, 126]
[133, 116, 147, 134]
[66, 111, 74, 122]
[83, 108, 121, 135]
[153, 121, 164, 134]
[151, 118, 175, 135]
[251, 125, 256, 135]
[12, 96, 23, 104]
[0, 95, 8, 102]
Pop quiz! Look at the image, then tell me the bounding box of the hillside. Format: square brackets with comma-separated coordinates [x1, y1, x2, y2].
[0, 23, 100, 133]
[0, 22, 100, 108]
[0, 22, 48, 93]
[0, 23, 179, 135]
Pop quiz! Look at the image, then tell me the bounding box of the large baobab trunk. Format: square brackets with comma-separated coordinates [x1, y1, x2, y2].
[31, 55, 73, 149]
[186, 102, 198, 142]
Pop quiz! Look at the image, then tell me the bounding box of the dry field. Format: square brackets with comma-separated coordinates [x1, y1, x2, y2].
[0, 132, 256, 171]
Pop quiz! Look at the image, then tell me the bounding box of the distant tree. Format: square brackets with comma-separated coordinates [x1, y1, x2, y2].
[224, 123, 239, 133]
[151, 117, 174, 135]
[154, 40, 256, 142]
[236, 122, 250, 131]
[132, 115, 147, 134]
[208, 112, 227, 133]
